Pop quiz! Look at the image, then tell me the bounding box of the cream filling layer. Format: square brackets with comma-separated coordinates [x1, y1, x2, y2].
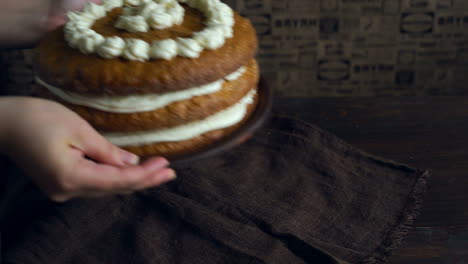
[35, 66, 245, 113]
[103, 89, 256, 146]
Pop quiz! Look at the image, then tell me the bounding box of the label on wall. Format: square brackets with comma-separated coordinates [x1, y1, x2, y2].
[223, 0, 468, 96]
[3, 0, 468, 97]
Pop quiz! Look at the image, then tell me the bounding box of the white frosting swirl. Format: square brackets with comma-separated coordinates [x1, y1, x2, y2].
[193, 0, 219, 14]
[123, 39, 150, 61]
[64, 0, 235, 61]
[78, 31, 105, 54]
[193, 27, 224, 50]
[166, 2, 185, 24]
[150, 39, 177, 59]
[35, 66, 247, 113]
[65, 19, 94, 33]
[115, 15, 149, 32]
[118, 0, 184, 31]
[176, 38, 203, 58]
[103, 0, 124, 11]
[97, 36, 126, 58]
[206, 3, 234, 26]
[67, 11, 95, 24]
[103, 89, 256, 146]
[65, 12, 95, 42]
[137, 1, 160, 18]
[83, 2, 107, 19]
[65, 28, 88, 48]
[147, 11, 173, 29]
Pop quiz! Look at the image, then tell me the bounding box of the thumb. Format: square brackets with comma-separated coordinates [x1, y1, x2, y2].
[75, 126, 140, 167]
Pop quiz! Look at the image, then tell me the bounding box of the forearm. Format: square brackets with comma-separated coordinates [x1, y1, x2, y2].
[0, 0, 102, 48]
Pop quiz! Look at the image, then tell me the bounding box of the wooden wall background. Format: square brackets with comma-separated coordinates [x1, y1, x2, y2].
[2, 0, 468, 96]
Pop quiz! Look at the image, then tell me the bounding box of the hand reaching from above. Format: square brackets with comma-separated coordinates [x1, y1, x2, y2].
[0, 97, 176, 202]
[0, 0, 101, 47]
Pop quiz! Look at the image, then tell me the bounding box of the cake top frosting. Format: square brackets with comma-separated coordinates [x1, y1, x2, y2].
[64, 0, 235, 61]
[35, 2, 257, 95]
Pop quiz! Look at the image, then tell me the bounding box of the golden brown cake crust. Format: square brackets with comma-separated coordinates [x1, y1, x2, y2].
[123, 92, 259, 159]
[37, 60, 259, 132]
[34, 6, 258, 96]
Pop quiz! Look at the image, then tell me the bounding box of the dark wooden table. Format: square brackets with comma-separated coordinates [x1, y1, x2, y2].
[275, 97, 468, 263]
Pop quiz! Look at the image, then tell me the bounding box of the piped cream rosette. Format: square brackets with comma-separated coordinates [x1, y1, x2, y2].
[64, 0, 235, 61]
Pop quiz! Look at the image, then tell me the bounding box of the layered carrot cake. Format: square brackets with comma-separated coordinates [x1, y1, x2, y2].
[34, 0, 259, 158]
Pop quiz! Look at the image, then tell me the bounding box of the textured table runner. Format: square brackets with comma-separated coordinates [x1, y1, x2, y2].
[0, 114, 429, 264]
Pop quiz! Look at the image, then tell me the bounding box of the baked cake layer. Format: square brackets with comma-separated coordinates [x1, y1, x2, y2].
[37, 59, 259, 132]
[122, 92, 259, 159]
[34, 9, 257, 96]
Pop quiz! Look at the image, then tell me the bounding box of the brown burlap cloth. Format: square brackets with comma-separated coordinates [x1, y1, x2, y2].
[0, 114, 429, 264]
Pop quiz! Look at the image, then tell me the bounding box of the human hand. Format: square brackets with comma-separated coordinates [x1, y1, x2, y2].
[0, 0, 101, 48]
[0, 97, 176, 202]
